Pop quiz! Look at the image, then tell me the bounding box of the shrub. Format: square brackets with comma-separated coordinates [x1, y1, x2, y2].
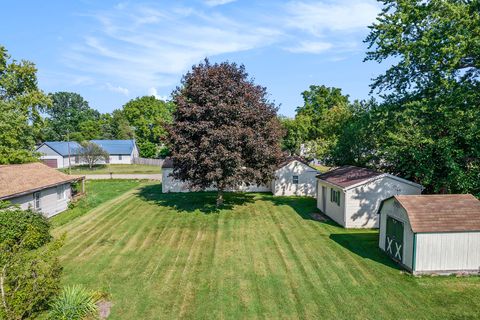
[49, 286, 99, 320]
[0, 205, 63, 319]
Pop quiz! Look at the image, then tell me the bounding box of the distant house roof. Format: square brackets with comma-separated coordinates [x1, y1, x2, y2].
[90, 140, 136, 155]
[392, 194, 480, 233]
[317, 165, 383, 189]
[41, 141, 82, 156]
[0, 162, 84, 200]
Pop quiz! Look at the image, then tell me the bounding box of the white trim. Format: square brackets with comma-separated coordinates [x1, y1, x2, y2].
[317, 173, 423, 191]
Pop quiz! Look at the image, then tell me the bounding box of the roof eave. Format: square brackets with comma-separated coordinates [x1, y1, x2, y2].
[0, 176, 85, 201]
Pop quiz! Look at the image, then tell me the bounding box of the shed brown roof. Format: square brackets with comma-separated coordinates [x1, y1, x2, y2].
[317, 165, 383, 188]
[394, 194, 480, 233]
[0, 162, 83, 200]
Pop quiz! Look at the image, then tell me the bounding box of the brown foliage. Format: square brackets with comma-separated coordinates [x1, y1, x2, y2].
[167, 59, 283, 204]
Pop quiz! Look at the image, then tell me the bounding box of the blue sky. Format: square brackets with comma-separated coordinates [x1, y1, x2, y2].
[1, 0, 386, 117]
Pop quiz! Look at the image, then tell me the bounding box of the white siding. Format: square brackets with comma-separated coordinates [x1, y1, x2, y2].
[161, 169, 270, 193]
[415, 232, 480, 273]
[378, 198, 415, 270]
[316, 181, 345, 226]
[108, 155, 133, 164]
[344, 176, 422, 228]
[9, 183, 72, 218]
[272, 161, 318, 197]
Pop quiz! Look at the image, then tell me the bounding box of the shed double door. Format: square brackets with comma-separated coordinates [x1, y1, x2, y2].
[385, 216, 404, 262]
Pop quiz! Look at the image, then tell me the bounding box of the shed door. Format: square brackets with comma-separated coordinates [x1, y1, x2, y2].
[385, 216, 404, 262]
[42, 159, 58, 168]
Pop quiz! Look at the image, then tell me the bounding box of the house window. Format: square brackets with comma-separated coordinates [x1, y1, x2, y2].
[119, 155, 122, 161]
[33, 192, 41, 210]
[330, 189, 340, 206]
[292, 175, 299, 184]
[57, 185, 66, 200]
[75, 155, 79, 163]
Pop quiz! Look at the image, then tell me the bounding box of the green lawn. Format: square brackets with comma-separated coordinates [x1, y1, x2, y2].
[54, 184, 480, 319]
[59, 164, 162, 175]
[51, 180, 143, 227]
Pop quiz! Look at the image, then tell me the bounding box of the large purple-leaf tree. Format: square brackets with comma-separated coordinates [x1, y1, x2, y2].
[167, 59, 284, 206]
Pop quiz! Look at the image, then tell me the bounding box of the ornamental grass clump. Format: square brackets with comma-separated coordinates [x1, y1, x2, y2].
[49, 285, 98, 320]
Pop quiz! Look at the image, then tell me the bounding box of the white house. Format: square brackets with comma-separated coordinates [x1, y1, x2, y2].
[161, 156, 319, 197]
[316, 166, 423, 228]
[378, 194, 480, 275]
[36, 140, 139, 168]
[0, 162, 84, 218]
[90, 140, 139, 164]
[36, 141, 83, 168]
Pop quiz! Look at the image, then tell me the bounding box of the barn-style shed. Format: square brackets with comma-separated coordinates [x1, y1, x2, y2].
[378, 194, 480, 275]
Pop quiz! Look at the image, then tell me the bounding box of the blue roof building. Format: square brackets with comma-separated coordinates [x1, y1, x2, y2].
[36, 139, 139, 168]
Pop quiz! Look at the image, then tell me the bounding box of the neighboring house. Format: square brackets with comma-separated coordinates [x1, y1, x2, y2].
[90, 140, 139, 164]
[36, 140, 139, 168]
[36, 141, 83, 168]
[378, 194, 480, 275]
[161, 156, 319, 197]
[0, 162, 85, 218]
[316, 166, 423, 228]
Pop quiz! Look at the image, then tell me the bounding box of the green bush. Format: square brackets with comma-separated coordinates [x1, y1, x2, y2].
[0, 204, 51, 250]
[0, 205, 63, 319]
[49, 286, 98, 320]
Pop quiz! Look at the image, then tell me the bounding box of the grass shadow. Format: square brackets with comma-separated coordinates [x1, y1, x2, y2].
[137, 184, 256, 214]
[329, 232, 401, 270]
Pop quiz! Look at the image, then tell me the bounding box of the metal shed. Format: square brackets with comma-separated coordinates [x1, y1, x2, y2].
[378, 194, 480, 275]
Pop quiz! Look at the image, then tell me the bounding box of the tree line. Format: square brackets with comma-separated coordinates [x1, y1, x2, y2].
[0, 47, 175, 162]
[281, 0, 479, 197]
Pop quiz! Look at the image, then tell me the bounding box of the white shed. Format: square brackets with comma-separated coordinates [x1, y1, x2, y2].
[161, 157, 318, 197]
[316, 166, 423, 228]
[378, 194, 480, 275]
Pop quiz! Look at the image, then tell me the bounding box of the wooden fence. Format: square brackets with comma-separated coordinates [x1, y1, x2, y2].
[132, 157, 164, 166]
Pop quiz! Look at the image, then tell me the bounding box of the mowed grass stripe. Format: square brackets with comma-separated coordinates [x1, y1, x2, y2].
[55, 186, 480, 319]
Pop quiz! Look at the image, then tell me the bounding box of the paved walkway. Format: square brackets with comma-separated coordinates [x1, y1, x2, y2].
[85, 174, 162, 181]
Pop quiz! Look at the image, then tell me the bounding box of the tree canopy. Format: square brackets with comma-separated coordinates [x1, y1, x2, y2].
[121, 96, 175, 158]
[167, 59, 284, 206]
[0, 46, 51, 164]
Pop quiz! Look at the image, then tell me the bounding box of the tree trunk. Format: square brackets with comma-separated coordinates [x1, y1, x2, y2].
[216, 189, 224, 207]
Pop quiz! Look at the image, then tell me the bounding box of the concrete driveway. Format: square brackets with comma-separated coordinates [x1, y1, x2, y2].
[85, 174, 162, 181]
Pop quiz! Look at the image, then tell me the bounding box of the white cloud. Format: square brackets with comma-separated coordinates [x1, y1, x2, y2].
[148, 87, 170, 101]
[285, 1, 379, 36]
[63, 4, 281, 91]
[204, 0, 236, 6]
[106, 82, 129, 96]
[286, 41, 332, 54]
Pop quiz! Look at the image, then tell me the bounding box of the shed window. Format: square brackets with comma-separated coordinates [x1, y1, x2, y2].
[292, 175, 299, 184]
[330, 189, 340, 206]
[75, 155, 79, 163]
[33, 192, 41, 210]
[119, 155, 123, 160]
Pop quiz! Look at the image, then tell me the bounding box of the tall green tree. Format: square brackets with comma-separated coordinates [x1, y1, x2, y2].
[120, 96, 174, 157]
[287, 85, 353, 159]
[167, 60, 284, 206]
[364, 0, 480, 195]
[43, 92, 100, 141]
[0, 45, 51, 164]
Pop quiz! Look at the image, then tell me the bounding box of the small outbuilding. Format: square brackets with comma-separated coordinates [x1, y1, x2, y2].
[316, 166, 423, 228]
[378, 194, 480, 275]
[0, 163, 84, 217]
[161, 156, 319, 197]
